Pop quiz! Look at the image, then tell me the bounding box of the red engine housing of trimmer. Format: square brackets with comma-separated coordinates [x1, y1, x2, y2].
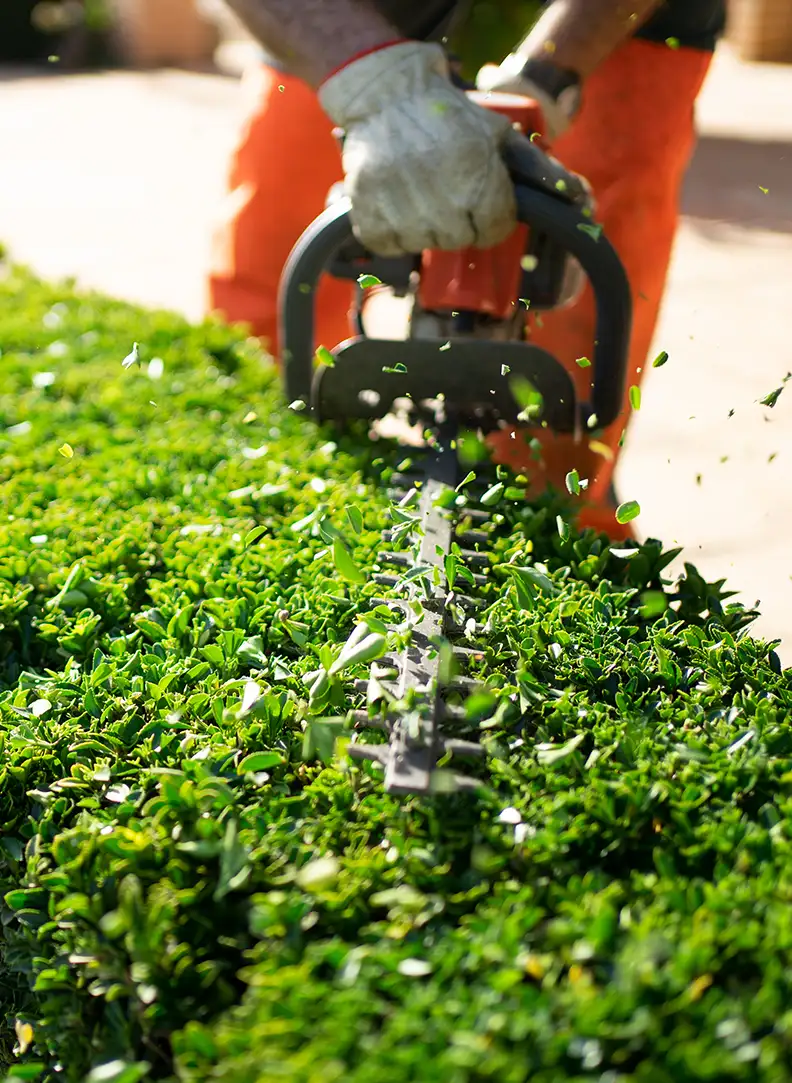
[417, 92, 547, 321]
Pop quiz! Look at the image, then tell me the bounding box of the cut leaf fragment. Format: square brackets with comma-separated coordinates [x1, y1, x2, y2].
[615, 500, 641, 524]
[332, 537, 366, 584]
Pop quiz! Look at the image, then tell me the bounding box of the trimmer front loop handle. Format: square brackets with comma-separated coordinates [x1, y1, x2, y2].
[279, 181, 632, 432]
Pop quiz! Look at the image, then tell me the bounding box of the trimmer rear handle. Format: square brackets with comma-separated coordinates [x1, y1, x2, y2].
[279, 174, 632, 431]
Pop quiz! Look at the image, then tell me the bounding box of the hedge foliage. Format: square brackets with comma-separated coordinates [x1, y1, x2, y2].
[0, 265, 790, 1083]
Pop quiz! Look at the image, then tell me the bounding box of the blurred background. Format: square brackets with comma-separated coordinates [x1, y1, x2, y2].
[1, 0, 792, 658]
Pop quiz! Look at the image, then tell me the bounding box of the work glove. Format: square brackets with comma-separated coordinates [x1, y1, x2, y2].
[318, 41, 587, 259]
[476, 55, 577, 144]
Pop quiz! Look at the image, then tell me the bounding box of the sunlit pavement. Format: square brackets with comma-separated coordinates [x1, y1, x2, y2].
[1, 44, 792, 658]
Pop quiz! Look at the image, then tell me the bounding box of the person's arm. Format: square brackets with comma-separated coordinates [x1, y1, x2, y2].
[223, 0, 589, 259]
[517, 0, 663, 78]
[223, 0, 402, 86]
[477, 0, 663, 140]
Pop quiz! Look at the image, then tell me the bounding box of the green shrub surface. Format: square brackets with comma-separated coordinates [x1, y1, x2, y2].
[0, 265, 791, 1083]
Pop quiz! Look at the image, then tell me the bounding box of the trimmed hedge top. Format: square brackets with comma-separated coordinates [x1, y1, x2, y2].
[0, 265, 790, 1083]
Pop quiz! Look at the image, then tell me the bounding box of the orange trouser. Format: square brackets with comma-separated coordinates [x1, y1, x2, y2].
[207, 39, 713, 538]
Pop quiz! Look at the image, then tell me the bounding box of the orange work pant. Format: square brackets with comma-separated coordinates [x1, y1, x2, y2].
[207, 39, 713, 538]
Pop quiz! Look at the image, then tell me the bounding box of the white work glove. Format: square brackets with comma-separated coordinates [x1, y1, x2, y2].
[476, 55, 575, 144]
[318, 41, 583, 259]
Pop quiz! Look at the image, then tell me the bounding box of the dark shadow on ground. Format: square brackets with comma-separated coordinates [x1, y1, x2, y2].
[682, 135, 792, 234]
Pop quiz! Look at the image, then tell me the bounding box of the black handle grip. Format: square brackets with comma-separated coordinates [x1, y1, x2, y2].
[279, 186, 632, 429]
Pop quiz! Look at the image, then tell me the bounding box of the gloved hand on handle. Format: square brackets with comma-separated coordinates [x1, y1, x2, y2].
[318, 41, 589, 259]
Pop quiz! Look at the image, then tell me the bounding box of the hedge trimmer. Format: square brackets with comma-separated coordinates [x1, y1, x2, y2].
[278, 93, 632, 795]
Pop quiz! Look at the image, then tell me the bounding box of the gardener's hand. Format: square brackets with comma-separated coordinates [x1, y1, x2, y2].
[318, 41, 585, 259]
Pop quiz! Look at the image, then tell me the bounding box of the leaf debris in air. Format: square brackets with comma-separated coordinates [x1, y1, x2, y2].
[759, 375, 790, 408]
[315, 345, 335, 368]
[615, 500, 641, 524]
[332, 537, 366, 584]
[565, 469, 581, 497]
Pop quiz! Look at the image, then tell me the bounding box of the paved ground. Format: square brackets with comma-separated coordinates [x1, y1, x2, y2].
[1, 46, 792, 658]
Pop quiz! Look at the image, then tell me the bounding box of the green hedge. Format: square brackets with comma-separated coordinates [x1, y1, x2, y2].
[0, 264, 790, 1083]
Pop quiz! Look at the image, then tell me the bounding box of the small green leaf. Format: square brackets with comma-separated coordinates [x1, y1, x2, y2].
[315, 345, 335, 367]
[358, 612, 389, 635]
[58, 443, 74, 459]
[332, 537, 366, 584]
[629, 385, 641, 410]
[357, 274, 381, 288]
[329, 628, 387, 676]
[215, 819, 250, 901]
[302, 720, 343, 764]
[480, 482, 504, 507]
[575, 356, 591, 368]
[536, 732, 585, 766]
[565, 469, 580, 496]
[244, 526, 268, 548]
[456, 470, 476, 492]
[556, 515, 570, 542]
[760, 386, 784, 408]
[616, 500, 641, 524]
[577, 223, 603, 241]
[382, 363, 408, 373]
[238, 751, 285, 773]
[444, 552, 458, 589]
[501, 364, 510, 375]
[652, 350, 669, 368]
[345, 504, 363, 535]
